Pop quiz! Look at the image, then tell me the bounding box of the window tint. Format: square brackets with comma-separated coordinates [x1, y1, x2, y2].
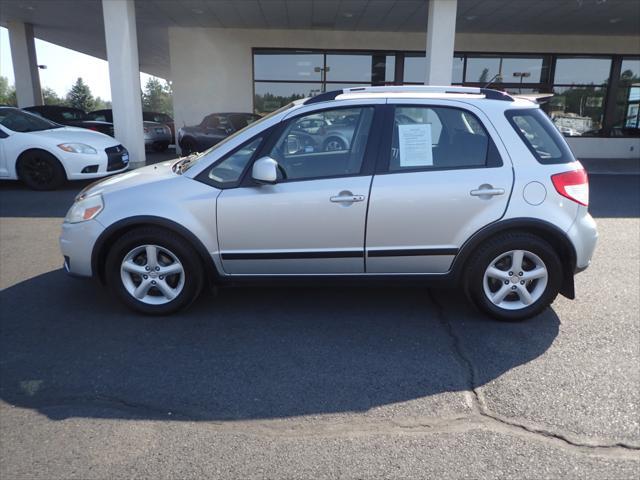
[60, 109, 85, 121]
[389, 106, 490, 171]
[87, 112, 108, 122]
[269, 107, 374, 181]
[228, 114, 259, 132]
[0, 108, 61, 132]
[207, 136, 263, 187]
[505, 108, 575, 164]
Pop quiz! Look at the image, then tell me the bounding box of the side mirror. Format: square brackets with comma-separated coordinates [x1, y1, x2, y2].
[252, 156, 278, 185]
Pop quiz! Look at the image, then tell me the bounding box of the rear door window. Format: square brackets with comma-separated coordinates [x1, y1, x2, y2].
[387, 106, 499, 171]
[505, 108, 575, 164]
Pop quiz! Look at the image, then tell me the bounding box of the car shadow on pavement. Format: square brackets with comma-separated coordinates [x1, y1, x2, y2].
[0, 269, 559, 421]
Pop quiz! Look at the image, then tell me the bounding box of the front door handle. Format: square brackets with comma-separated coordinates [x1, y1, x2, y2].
[330, 191, 365, 204]
[470, 184, 505, 198]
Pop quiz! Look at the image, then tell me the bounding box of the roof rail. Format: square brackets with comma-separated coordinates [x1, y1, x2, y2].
[304, 85, 513, 105]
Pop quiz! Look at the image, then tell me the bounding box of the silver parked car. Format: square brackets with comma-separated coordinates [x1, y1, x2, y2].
[60, 86, 597, 321]
[87, 109, 172, 151]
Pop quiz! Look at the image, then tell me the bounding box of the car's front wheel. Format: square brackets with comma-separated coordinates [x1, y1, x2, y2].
[105, 227, 204, 315]
[466, 233, 562, 321]
[17, 150, 66, 190]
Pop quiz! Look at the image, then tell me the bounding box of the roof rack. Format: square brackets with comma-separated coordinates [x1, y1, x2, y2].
[305, 85, 514, 104]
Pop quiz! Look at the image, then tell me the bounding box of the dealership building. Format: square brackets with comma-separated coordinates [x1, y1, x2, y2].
[1, 0, 639, 166]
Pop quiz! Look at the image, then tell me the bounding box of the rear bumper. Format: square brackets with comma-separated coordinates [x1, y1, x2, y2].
[567, 211, 598, 272]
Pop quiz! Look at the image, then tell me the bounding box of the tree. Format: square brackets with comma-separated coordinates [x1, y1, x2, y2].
[141, 77, 173, 115]
[93, 97, 111, 110]
[66, 77, 95, 112]
[42, 87, 65, 106]
[0, 76, 17, 106]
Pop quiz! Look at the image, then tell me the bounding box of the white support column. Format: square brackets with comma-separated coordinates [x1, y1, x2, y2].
[7, 22, 42, 107]
[425, 0, 458, 86]
[102, 0, 145, 167]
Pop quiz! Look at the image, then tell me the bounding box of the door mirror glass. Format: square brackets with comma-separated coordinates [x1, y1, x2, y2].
[252, 156, 279, 184]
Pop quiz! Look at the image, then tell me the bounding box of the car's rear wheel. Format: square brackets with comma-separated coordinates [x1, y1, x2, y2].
[17, 150, 66, 190]
[105, 227, 204, 315]
[466, 233, 562, 321]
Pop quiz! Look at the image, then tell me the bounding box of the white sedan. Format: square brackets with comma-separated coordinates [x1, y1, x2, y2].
[0, 107, 129, 190]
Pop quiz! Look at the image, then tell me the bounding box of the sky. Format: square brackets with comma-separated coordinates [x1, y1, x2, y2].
[0, 26, 158, 101]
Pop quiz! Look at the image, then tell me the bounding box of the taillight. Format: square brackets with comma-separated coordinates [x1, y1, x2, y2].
[551, 167, 589, 206]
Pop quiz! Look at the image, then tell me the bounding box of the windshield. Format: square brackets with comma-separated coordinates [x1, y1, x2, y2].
[0, 108, 62, 132]
[179, 103, 296, 172]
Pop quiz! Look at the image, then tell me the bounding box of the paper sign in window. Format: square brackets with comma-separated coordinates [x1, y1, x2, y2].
[398, 123, 433, 167]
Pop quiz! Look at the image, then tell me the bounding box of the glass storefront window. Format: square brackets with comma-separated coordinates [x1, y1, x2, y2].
[403, 55, 425, 83]
[452, 56, 463, 84]
[612, 58, 640, 135]
[403, 55, 463, 83]
[254, 51, 323, 81]
[465, 56, 545, 84]
[553, 57, 611, 85]
[254, 82, 322, 114]
[548, 86, 607, 136]
[620, 58, 640, 83]
[326, 53, 373, 82]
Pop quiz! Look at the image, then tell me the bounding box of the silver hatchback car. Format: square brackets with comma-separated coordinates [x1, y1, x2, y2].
[60, 86, 597, 321]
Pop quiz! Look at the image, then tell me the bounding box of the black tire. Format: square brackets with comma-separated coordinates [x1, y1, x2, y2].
[105, 227, 204, 315]
[465, 232, 563, 322]
[17, 150, 66, 190]
[323, 137, 347, 152]
[180, 138, 197, 155]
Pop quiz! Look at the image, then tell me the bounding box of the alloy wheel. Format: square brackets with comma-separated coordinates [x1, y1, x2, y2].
[482, 249, 548, 310]
[120, 244, 185, 305]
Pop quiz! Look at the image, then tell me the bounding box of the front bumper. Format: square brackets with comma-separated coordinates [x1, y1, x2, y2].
[63, 146, 129, 180]
[59, 219, 105, 277]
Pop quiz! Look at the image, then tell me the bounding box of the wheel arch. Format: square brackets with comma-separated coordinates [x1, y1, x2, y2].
[91, 215, 220, 286]
[15, 147, 68, 180]
[452, 218, 577, 299]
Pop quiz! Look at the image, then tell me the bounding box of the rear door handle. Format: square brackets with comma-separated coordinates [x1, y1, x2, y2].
[330, 191, 365, 203]
[470, 184, 505, 198]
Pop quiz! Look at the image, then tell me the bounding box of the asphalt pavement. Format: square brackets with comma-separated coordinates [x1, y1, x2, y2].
[0, 173, 638, 479]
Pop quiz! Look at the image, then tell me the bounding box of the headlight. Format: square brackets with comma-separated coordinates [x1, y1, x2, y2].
[58, 143, 97, 154]
[64, 194, 104, 223]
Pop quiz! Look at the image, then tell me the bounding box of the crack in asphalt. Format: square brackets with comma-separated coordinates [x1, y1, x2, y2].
[425, 289, 640, 456]
[2, 291, 638, 459]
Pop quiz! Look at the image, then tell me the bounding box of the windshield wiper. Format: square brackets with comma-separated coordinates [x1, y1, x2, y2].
[173, 152, 201, 174]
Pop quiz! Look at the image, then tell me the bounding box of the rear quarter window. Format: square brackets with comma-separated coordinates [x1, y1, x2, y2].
[505, 108, 575, 164]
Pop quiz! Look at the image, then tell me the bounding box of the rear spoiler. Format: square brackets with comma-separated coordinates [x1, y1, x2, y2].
[513, 93, 554, 104]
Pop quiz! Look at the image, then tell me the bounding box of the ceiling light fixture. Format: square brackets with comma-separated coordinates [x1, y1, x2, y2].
[609, 18, 621, 24]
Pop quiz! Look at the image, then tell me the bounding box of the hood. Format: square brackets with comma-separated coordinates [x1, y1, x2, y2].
[27, 126, 117, 148]
[78, 160, 179, 199]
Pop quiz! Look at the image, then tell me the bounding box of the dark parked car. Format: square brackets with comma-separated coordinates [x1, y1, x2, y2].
[23, 105, 114, 136]
[178, 112, 261, 154]
[143, 111, 175, 143]
[88, 109, 172, 151]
